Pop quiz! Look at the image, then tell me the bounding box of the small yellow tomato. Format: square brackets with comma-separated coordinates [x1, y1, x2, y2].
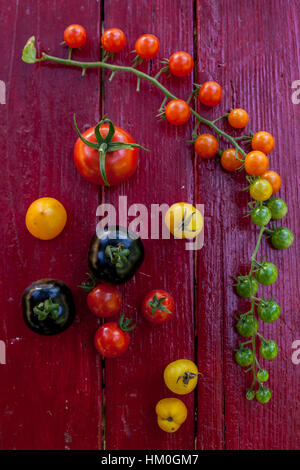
[249, 179, 273, 202]
[25, 197, 67, 240]
[164, 359, 199, 395]
[164, 203, 203, 239]
[156, 398, 187, 433]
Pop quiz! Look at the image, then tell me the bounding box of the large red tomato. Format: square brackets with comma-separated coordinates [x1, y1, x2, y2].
[74, 124, 138, 186]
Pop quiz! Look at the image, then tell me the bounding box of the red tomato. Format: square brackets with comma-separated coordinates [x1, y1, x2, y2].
[198, 81, 222, 106]
[101, 28, 126, 53]
[87, 283, 122, 318]
[169, 51, 194, 77]
[94, 322, 129, 358]
[135, 34, 160, 59]
[165, 99, 191, 125]
[244, 151, 269, 176]
[74, 124, 138, 186]
[64, 24, 87, 48]
[142, 290, 175, 324]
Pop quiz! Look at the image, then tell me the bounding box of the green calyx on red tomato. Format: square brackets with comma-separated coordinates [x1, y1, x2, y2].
[142, 290, 175, 324]
[94, 313, 136, 358]
[73, 115, 149, 186]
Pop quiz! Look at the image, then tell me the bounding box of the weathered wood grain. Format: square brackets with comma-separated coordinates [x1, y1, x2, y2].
[102, 0, 196, 450]
[196, 0, 300, 450]
[0, 0, 102, 450]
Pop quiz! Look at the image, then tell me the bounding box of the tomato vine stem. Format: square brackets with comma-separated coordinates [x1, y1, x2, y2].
[33, 49, 246, 157]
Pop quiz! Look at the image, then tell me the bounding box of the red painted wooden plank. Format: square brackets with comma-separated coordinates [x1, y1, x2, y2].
[196, 0, 300, 450]
[102, 0, 196, 450]
[0, 0, 102, 450]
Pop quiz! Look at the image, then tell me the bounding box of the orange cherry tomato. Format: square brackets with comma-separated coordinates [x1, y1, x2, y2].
[194, 134, 218, 159]
[135, 34, 160, 59]
[251, 131, 275, 154]
[64, 24, 87, 48]
[168, 51, 194, 77]
[25, 197, 67, 240]
[101, 28, 126, 53]
[199, 81, 222, 106]
[165, 99, 190, 125]
[220, 148, 244, 171]
[261, 170, 281, 194]
[228, 108, 249, 129]
[87, 283, 122, 318]
[74, 124, 138, 186]
[244, 151, 269, 176]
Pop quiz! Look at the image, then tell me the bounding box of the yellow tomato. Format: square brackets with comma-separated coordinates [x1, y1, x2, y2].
[164, 359, 199, 395]
[249, 179, 273, 202]
[164, 203, 203, 239]
[155, 398, 187, 433]
[25, 197, 67, 240]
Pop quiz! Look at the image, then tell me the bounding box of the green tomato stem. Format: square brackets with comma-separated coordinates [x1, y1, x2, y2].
[38, 52, 247, 157]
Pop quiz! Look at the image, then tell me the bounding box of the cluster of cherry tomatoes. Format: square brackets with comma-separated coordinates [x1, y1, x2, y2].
[82, 280, 175, 358]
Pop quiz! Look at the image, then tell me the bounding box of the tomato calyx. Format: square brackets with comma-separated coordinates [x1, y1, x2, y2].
[74, 115, 149, 187]
[177, 209, 197, 232]
[78, 272, 98, 292]
[118, 313, 136, 332]
[105, 243, 130, 268]
[176, 371, 199, 385]
[33, 298, 59, 321]
[148, 294, 172, 316]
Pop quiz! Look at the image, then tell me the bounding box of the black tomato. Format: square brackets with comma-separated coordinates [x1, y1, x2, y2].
[88, 226, 145, 284]
[22, 279, 76, 335]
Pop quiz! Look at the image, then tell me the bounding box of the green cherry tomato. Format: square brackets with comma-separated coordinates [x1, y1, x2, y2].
[266, 198, 288, 220]
[256, 386, 271, 403]
[257, 299, 281, 323]
[236, 315, 258, 338]
[271, 227, 294, 250]
[246, 389, 255, 400]
[235, 347, 254, 367]
[255, 262, 278, 285]
[257, 369, 269, 382]
[260, 340, 278, 359]
[234, 276, 258, 298]
[251, 206, 272, 226]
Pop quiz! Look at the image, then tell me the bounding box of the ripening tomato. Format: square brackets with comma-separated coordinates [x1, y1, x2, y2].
[168, 51, 194, 77]
[64, 24, 87, 48]
[250, 179, 273, 201]
[94, 314, 135, 358]
[198, 81, 222, 106]
[165, 99, 190, 125]
[74, 123, 138, 186]
[220, 148, 244, 171]
[194, 134, 218, 159]
[25, 197, 67, 240]
[101, 28, 126, 53]
[252, 131, 275, 154]
[141, 290, 175, 324]
[156, 398, 187, 433]
[244, 151, 269, 176]
[228, 108, 249, 129]
[261, 170, 281, 194]
[87, 283, 122, 318]
[135, 34, 160, 59]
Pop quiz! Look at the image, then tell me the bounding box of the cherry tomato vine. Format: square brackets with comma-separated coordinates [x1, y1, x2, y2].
[22, 33, 294, 403]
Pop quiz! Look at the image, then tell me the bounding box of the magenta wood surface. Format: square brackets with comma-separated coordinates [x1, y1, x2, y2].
[0, 0, 299, 450]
